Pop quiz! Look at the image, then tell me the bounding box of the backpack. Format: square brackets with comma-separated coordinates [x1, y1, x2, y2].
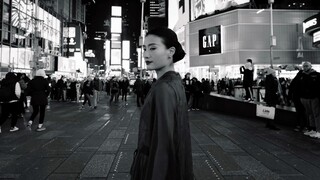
[0, 84, 16, 103]
[111, 81, 119, 94]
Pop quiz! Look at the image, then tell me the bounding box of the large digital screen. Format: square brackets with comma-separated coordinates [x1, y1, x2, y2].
[122, 40, 130, 59]
[111, 49, 121, 65]
[191, 0, 249, 20]
[111, 17, 122, 33]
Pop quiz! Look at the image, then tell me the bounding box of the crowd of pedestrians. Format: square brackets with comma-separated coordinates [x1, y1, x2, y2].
[1, 60, 319, 138]
[0, 71, 136, 133]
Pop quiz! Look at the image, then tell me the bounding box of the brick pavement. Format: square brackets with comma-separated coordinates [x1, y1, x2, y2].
[0, 93, 320, 179]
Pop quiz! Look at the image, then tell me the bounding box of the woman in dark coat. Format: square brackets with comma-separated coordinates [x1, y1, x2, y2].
[26, 69, 50, 131]
[0, 72, 21, 133]
[264, 68, 280, 130]
[130, 27, 194, 180]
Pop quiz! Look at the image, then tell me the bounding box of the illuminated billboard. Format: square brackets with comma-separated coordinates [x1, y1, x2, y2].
[111, 17, 122, 33]
[122, 40, 130, 59]
[191, 0, 249, 20]
[111, 49, 121, 65]
[112, 6, 122, 16]
[303, 13, 320, 48]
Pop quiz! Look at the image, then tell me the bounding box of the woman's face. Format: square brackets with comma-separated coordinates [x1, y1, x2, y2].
[143, 35, 173, 71]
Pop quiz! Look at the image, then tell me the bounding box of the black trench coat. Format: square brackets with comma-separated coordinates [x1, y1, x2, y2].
[130, 71, 194, 180]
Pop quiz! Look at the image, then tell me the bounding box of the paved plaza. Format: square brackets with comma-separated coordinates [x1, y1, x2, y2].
[0, 93, 320, 180]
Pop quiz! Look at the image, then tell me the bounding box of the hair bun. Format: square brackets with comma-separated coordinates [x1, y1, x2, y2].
[173, 42, 185, 63]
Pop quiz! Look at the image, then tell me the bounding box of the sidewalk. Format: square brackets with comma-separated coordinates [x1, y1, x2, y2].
[0, 93, 320, 179]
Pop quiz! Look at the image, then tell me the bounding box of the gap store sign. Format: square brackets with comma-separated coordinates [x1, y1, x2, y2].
[199, 26, 222, 55]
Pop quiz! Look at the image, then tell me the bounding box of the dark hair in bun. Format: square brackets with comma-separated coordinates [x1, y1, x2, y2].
[146, 27, 185, 63]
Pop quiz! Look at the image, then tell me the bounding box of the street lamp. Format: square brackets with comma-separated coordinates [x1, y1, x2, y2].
[139, 0, 146, 77]
[269, 0, 276, 68]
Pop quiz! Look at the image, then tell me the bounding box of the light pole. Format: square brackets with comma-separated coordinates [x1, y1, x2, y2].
[269, 0, 276, 68]
[31, 0, 41, 77]
[139, 0, 146, 77]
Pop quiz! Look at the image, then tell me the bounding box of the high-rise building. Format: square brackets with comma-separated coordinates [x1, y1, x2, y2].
[0, 0, 92, 78]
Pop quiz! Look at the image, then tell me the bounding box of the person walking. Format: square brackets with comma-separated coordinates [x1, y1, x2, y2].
[133, 76, 144, 107]
[26, 69, 50, 132]
[109, 77, 119, 105]
[0, 72, 21, 133]
[130, 27, 193, 180]
[121, 77, 130, 101]
[80, 78, 93, 109]
[92, 77, 100, 109]
[240, 59, 254, 101]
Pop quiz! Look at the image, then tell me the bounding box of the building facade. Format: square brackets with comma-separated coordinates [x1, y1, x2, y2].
[187, 9, 320, 80]
[0, 0, 89, 79]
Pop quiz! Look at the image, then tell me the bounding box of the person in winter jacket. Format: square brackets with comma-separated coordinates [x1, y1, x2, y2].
[294, 62, 320, 138]
[26, 69, 50, 132]
[264, 68, 280, 130]
[133, 76, 144, 107]
[130, 27, 193, 180]
[288, 70, 306, 132]
[0, 72, 21, 133]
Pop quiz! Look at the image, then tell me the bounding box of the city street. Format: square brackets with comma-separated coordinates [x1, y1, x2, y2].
[0, 93, 320, 180]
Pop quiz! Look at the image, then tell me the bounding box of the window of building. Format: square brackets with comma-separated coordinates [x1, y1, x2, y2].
[18, 29, 26, 47]
[2, 24, 10, 43]
[11, 27, 18, 45]
[3, 3, 10, 24]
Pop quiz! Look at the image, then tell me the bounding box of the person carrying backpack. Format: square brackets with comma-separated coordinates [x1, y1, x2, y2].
[109, 77, 119, 105]
[0, 72, 21, 133]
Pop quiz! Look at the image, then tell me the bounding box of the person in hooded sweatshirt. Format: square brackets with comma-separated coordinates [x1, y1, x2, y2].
[26, 69, 51, 132]
[294, 62, 320, 138]
[130, 27, 193, 180]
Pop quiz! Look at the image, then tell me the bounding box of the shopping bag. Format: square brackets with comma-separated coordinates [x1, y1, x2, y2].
[256, 104, 275, 120]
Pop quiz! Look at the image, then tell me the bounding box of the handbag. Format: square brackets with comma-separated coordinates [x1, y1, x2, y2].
[256, 104, 275, 120]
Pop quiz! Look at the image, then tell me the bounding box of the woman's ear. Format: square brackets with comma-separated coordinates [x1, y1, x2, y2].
[168, 47, 176, 57]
